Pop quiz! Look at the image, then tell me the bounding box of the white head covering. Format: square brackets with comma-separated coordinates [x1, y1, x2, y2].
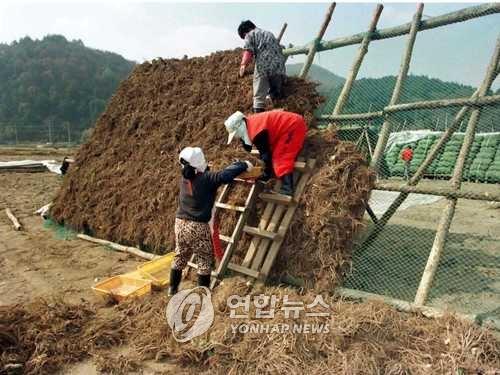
[224, 111, 252, 146]
[179, 147, 207, 173]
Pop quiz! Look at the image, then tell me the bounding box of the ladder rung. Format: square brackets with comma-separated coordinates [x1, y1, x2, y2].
[294, 161, 307, 171]
[243, 226, 278, 240]
[187, 262, 219, 277]
[259, 192, 293, 205]
[215, 202, 246, 212]
[219, 234, 233, 243]
[227, 262, 260, 278]
[234, 177, 257, 184]
[246, 155, 305, 171]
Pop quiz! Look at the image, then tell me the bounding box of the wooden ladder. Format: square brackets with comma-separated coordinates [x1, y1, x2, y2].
[187, 179, 258, 289]
[226, 158, 316, 284]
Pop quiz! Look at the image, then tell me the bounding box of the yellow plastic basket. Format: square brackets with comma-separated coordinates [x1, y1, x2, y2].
[137, 252, 175, 289]
[92, 275, 152, 302]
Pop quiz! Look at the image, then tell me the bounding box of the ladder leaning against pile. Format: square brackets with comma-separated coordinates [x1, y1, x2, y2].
[187, 154, 316, 289]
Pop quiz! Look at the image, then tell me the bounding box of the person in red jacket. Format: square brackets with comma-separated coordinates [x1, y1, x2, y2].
[400, 145, 414, 180]
[225, 110, 307, 195]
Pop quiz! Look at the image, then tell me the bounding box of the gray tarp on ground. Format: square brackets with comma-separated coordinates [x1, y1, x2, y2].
[0, 160, 62, 174]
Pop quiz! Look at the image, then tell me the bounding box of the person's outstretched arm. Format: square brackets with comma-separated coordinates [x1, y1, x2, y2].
[239, 50, 253, 77]
[206, 161, 250, 187]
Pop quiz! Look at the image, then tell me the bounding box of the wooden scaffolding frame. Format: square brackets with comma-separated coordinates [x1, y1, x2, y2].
[282, 2, 500, 323]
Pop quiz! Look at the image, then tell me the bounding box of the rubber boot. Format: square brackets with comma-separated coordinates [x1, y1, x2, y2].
[253, 107, 265, 113]
[168, 268, 182, 296]
[279, 173, 294, 196]
[198, 274, 211, 288]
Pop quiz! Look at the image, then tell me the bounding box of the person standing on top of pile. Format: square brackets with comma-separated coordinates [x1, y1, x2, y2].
[400, 144, 414, 181]
[224, 109, 307, 196]
[238, 20, 286, 113]
[169, 147, 253, 296]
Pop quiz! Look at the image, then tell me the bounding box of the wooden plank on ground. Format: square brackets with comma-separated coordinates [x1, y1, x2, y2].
[5, 208, 22, 231]
[77, 233, 157, 260]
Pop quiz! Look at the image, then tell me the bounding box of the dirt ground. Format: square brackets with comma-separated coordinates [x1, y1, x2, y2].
[1, 148, 499, 374]
[0, 149, 185, 373]
[0, 167, 145, 306]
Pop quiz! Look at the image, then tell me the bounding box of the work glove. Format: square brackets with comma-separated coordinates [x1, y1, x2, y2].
[244, 160, 254, 172]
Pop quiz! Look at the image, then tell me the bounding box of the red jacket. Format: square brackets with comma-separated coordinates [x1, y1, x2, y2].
[246, 110, 307, 177]
[401, 148, 413, 162]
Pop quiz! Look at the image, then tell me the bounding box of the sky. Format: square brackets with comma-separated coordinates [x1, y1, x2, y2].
[0, 2, 499, 89]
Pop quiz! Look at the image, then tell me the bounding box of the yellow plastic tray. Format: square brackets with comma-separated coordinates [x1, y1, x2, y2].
[92, 275, 152, 302]
[137, 252, 175, 289]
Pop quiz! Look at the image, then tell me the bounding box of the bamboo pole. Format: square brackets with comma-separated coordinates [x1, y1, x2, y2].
[319, 94, 500, 122]
[5, 208, 22, 231]
[299, 2, 336, 79]
[414, 36, 500, 306]
[374, 182, 500, 202]
[77, 234, 159, 260]
[322, 111, 384, 122]
[284, 3, 500, 56]
[363, 69, 498, 249]
[331, 4, 384, 116]
[357, 44, 500, 255]
[276, 22, 288, 44]
[371, 3, 423, 173]
[385, 94, 500, 113]
[356, 6, 496, 245]
[361, 93, 479, 247]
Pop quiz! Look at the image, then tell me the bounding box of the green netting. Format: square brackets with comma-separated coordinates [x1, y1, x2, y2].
[43, 218, 77, 240]
[312, 10, 500, 324]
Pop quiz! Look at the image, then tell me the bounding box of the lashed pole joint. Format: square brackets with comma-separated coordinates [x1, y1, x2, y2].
[284, 4, 500, 56]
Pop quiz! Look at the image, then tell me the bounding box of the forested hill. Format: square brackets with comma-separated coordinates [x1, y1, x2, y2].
[0, 35, 135, 143]
[286, 63, 344, 95]
[318, 75, 499, 132]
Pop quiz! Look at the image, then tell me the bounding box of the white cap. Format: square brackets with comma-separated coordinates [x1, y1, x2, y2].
[224, 111, 251, 146]
[179, 147, 207, 173]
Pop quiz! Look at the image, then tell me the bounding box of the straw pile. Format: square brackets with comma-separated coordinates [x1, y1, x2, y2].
[0, 298, 131, 374]
[2, 280, 499, 374]
[123, 279, 500, 374]
[49, 49, 374, 290]
[274, 131, 375, 289]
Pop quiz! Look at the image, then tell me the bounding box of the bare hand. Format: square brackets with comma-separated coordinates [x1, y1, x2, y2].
[239, 65, 246, 78]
